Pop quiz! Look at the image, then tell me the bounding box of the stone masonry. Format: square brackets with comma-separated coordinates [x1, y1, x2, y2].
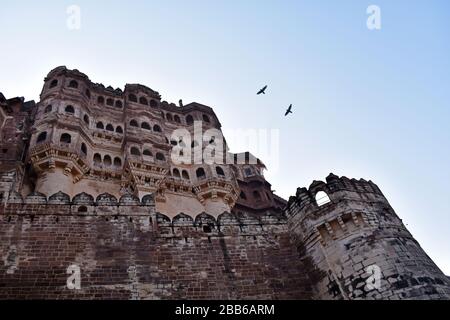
[0, 67, 449, 299]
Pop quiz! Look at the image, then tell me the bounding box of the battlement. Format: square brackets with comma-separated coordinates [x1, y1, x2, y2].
[286, 173, 388, 218]
[285, 174, 403, 246]
[2, 190, 154, 207]
[0, 190, 285, 234]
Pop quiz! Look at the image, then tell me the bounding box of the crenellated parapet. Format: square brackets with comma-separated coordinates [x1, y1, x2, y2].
[2, 191, 153, 208]
[287, 173, 386, 216]
[0, 190, 286, 239]
[153, 210, 286, 238]
[285, 173, 399, 245]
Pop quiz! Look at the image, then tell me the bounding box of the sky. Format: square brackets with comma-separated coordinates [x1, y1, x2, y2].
[0, 1, 449, 274]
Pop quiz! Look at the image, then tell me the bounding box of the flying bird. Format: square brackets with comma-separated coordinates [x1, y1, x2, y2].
[257, 85, 268, 95]
[285, 104, 293, 116]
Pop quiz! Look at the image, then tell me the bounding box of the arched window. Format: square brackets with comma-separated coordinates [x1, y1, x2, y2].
[174, 115, 181, 123]
[130, 147, 140, 156]
[141, 122, 151, 130]
[78, 205, 88, 213]
[115, 100, 123, 108]
[36, 132, 47, 144]
[129, 94, 137, 102]
[166, 114, 173, 121]
[202, 114, 210, 123]
[85, 89, 91, 99]
[156, 152, 165, 161]
[106, 124, 114, 131]
[93, 153, 102, 165]
[97, 96, 105, 104]
[253, 190, 261, 200]
[315, 191, 331, 206]
[80, 143, 87, 155]
[182, 170, 190, 180]
[96, 122, 104, 129]
[114, 157, 122, 167]
[103, 155, 112, 167]
[150, 99, 158, 108]
[130, 120, 139, 127]
[153, 124, 161, 132]
[65, 105, 75, 113]
[68, 80, 78, 88]
[240, 192, 247, 200]
[139, 97, 148, 105]
[173, 168, 180, 178]
[216, 166, 225, 177]
[60, 133, 72, 144]
[50, 79, 58, 88]
[196, 167, 206, 180]
[244, 167, 253, 177]
[115, 126, 123, 134]
[106, 98, 114, 106]
[143, 149, 153, 156]
[44, 105, 52, 113]
[186, 115, 194, 125]
[83, 114, 89, 124]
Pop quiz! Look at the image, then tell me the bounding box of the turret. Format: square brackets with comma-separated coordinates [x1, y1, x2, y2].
[285, 173, 450, 300]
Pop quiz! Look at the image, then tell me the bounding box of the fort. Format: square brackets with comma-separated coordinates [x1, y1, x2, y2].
[0, 66, 449, 299]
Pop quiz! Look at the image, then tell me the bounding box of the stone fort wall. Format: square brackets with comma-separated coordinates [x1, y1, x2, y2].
[0, 191, 312, 299]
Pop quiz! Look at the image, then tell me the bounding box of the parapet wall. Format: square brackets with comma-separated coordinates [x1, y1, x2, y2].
[286, 174, 450, 300]
[0, 190, 313, 299]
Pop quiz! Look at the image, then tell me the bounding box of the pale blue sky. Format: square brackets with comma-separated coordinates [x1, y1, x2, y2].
[1, 1, 449, 274]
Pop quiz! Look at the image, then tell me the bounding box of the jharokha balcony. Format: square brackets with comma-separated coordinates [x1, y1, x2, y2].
[28, 141, 90, 178]
[193, 175, 239, 206]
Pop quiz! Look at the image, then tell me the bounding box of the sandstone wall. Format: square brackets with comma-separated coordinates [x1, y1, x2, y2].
[0, 192, 312, 299]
